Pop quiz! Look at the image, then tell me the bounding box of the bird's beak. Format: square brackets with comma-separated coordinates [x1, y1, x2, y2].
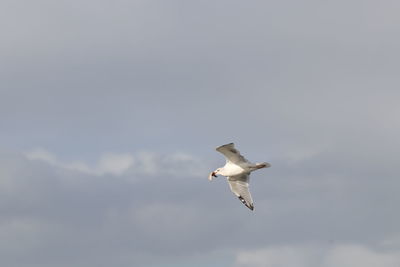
[208, 171, 217, 181]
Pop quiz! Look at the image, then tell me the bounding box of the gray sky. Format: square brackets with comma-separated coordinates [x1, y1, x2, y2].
[1, 0, 400, 266]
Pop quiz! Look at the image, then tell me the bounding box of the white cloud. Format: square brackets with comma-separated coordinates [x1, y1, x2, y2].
[235, 245, 322, 267]
[25, 148, 134, 175]
[23, 148, 207, 178]
[24, 148, 57, 164]
[97, 153, 135, 175]
[323, 244, 400, 267]
[235, 244, 400, 267]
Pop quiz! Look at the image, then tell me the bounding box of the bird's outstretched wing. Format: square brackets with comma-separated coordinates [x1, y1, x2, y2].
[228, 173, 254, 210]
[216, 143, 249, 164]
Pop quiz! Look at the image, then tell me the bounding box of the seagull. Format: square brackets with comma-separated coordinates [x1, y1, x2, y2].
[209, 143, 271, 211]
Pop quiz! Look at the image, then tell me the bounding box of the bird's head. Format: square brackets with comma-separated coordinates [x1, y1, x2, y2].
[208, 168, 221, 181]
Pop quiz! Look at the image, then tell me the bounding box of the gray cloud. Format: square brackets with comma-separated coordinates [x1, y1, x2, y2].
[1, 0, 400, 266]
[2, 0, 400, 154]
[0, 151, 239, 266]
[235, 244, 400, 267]
[1, 145, 399, 266]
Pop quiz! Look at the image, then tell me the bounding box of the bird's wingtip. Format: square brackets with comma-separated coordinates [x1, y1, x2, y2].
[238, 196, 254, 211]
[246, 203, 254, 211]
[216, 142, 234, 150]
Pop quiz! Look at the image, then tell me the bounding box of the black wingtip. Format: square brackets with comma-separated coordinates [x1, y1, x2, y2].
[246, 203, 254, 211]
[238, 196, 254, 211]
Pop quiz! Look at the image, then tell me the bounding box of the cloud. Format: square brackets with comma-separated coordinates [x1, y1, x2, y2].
[235, 244, 400, 267]
[2, 0, 400, 158]
[1, 0, 400, 266]
[235, 245, 322, 267]
[0, 150, 232, 266]
[1, 144, 400, 267]
[25, 148, 134, 175]
[24, 148, 207, 177]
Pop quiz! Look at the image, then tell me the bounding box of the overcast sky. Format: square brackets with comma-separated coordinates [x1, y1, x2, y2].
[1, 0, 400, 266]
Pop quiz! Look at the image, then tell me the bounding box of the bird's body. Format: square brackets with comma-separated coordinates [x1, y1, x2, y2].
[217, 161, 246, 177]
[209, 143, 271, 211]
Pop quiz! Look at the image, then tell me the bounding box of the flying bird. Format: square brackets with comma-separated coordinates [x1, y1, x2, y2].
[209, 143, 271, 211]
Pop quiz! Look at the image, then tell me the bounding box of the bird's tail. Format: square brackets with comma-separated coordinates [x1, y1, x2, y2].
[255, 162, 271, 169]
